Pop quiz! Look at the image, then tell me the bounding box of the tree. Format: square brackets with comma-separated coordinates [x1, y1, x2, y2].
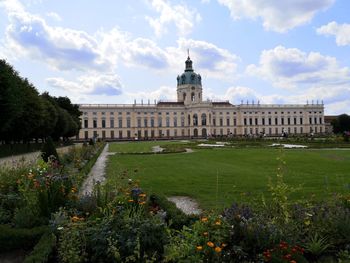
[331, 114, 350, 134]
[41, 136, 59, 163]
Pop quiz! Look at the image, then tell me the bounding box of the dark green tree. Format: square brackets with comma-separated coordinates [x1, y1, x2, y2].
[331, 114, 350, 134]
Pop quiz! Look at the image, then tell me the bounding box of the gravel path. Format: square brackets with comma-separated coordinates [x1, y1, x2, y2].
[79, 143, 115, 196]
[167, 196, 202, 215]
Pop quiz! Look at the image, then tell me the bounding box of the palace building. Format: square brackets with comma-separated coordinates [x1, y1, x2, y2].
[78, 56, 325, 140]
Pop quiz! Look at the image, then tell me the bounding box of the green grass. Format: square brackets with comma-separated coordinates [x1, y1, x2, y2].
[106, 142, 350, 211]
[108, 140, 188, 153]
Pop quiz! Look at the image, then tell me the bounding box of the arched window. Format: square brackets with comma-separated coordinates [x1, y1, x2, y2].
[191, 92, 195, 102]
[193, 114, 198, 126]
[201, 113, 207, 126]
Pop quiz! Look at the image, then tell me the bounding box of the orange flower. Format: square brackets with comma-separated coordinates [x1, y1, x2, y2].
[196, 245, 203, 251]
[139, 201, 146, 205]
[221, 243, 227, 248]
[139, 193, 146, 198]
[128, 199, 134, 203]
[207, 241, 214, 248]
[201, 217, 208, 222]
[71, 187, 77, 193]
[71, 216, 80, 222]
[215, 247, 222, 253]
[215, 220, 221, 226]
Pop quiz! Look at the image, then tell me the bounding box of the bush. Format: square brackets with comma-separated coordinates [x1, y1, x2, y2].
[149, 194, 197, 230]
[0, 224, 48, 252]
[41, 137, 59, 163]
[24, 232, 56, 263]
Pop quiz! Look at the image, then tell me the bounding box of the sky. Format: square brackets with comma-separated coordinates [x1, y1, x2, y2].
[0, 0, 350, 115]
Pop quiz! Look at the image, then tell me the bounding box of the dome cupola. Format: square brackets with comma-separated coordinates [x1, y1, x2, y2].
[177, 53, 202, 87]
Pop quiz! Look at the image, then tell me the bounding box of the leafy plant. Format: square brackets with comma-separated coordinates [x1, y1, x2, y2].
[304, 233, 332, 258]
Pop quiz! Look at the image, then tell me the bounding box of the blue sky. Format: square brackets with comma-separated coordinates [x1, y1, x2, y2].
[1, 0, 350, 114]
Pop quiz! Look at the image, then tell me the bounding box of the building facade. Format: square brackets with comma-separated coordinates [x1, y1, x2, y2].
[78, 56, 325, 140]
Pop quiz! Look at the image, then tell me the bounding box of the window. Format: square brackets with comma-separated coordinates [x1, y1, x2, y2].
[174, 117, 177, 127]
[110, 112, 114, 115]
[226, 118, 230, 126]
[166, 117, 170, 127]
[110, 119, 114, 128]
[281, 118, 284, 125]
[233, 118, 237, 126]
[314, 117, 317, 124]
[93, 131, 98, 138]
[244, 118, 247, 125]
[158, 117, 162, 127]
[127, 118, 131, 128]
[144, 118, 148, 127]
[102, 130, 106, 138]
[181, 117, 185, 127]
[137, 118, 141, 128]
[262, 118, 265, 125]
[249, 118, 252, 125]
[84, 131, 88, 139]
[127, 130, 131, 138]
[300, 118, 303, 125]
[309, 117, 312, 124]
[213, 118, 216, 126]
[84, 119, 88, 128]
[219, 118, 223, 126]
[102, 119, 106, 128]
[287, 118, 290, 125]
[255, 118, 258, 125]
[111, 130, 114, 138]
[151, 118, 154, 127]
[118, 118, 123, 128]
[193, 114, 198, 126]
[269, 118, 271, 125]
[201, 113, 207, 126]
[93, 119, 97, 128]
[275, 118, 278, 125]
[294, 118, 297, 125]
[319, 117, 322, 124]
[119, 131, 123, 139]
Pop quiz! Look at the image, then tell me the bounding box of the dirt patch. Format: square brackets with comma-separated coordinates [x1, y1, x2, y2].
[167, 196, 202, 215]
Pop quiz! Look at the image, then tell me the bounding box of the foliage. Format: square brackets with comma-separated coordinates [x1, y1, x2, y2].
[262, 241, 307, 263]
[0, 224, 48, 252]
[24, 232, 57, 263]
[304, 234, 332, 259]
[0, 59, 81, 142]
[331, 114, 350, 134]
[41, 136, 60, 163]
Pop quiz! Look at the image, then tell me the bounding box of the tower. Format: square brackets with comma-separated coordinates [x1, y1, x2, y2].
[176, 54, 202, 105]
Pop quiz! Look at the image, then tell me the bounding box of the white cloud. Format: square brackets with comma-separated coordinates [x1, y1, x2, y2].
[246, 45, 350, 89]
[217, 0, 335, 32]
[166, 38, 240, 80]
[47, 73, 122, 96]
[317, 21, 350, 46]
[126, 86, 176, 102]
[46, 12, 62, 22]
[146, 0, 201, 37]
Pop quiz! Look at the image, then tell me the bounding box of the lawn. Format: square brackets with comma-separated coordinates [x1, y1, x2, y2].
[106, 142, 350, 210]
[108, 140, 188, 153]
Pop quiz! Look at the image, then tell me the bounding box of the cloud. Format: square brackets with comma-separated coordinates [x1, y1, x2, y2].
[167, 38, 240, 80]
[5, 11, 109, 71]
[46, 12, 62, 22]
[47, 73, 122, 96]
[246, 45, 350, 89]
[317, 21, 350, 46]
[217, 0, 335, 32]
[146, 0, 201, 37]
[126, 86, 176, 102]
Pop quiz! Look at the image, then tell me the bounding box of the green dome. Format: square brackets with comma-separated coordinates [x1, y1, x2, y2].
[177, 56, 202, 86]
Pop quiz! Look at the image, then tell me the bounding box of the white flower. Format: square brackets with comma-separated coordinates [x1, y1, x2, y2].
[57, 226, 64, 230]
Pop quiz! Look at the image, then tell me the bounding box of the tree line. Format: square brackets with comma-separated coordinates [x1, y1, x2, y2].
[0, 59, 81, 143]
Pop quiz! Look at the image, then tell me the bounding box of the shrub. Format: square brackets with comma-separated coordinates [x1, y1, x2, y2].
[0, 224, 48, 252]
[24, 232, 57, 263]
[41, 137, 59, 163]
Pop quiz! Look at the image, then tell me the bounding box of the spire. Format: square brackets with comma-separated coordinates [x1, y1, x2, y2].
[185, 49, 193, 72]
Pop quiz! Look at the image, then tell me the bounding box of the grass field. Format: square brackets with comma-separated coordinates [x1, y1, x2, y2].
[108, 140, 188, 153]
[106, 141, 350, 210]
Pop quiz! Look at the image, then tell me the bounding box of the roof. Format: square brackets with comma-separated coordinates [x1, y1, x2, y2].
[157, 101, 184, 106]
[212, 101, 232, 106]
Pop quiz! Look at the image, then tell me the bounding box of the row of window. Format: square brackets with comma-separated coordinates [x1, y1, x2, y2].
[84, 116, 323, 128]
[81, 125, 324, 140]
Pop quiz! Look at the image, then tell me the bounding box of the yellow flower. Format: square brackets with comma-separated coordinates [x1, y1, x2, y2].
[304, 220, 311, 226]
[215, 247, 222, 253]
[128, 199, 134, 203]
[139, 201, 146, 205]
[196, 245, 203, 251]
[139, 193, 146, 198]
[207, 241, 215, 248]
[201, 217, 208, 222]
[71, 187, 77, 193]
[203, 232, 208, 236]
